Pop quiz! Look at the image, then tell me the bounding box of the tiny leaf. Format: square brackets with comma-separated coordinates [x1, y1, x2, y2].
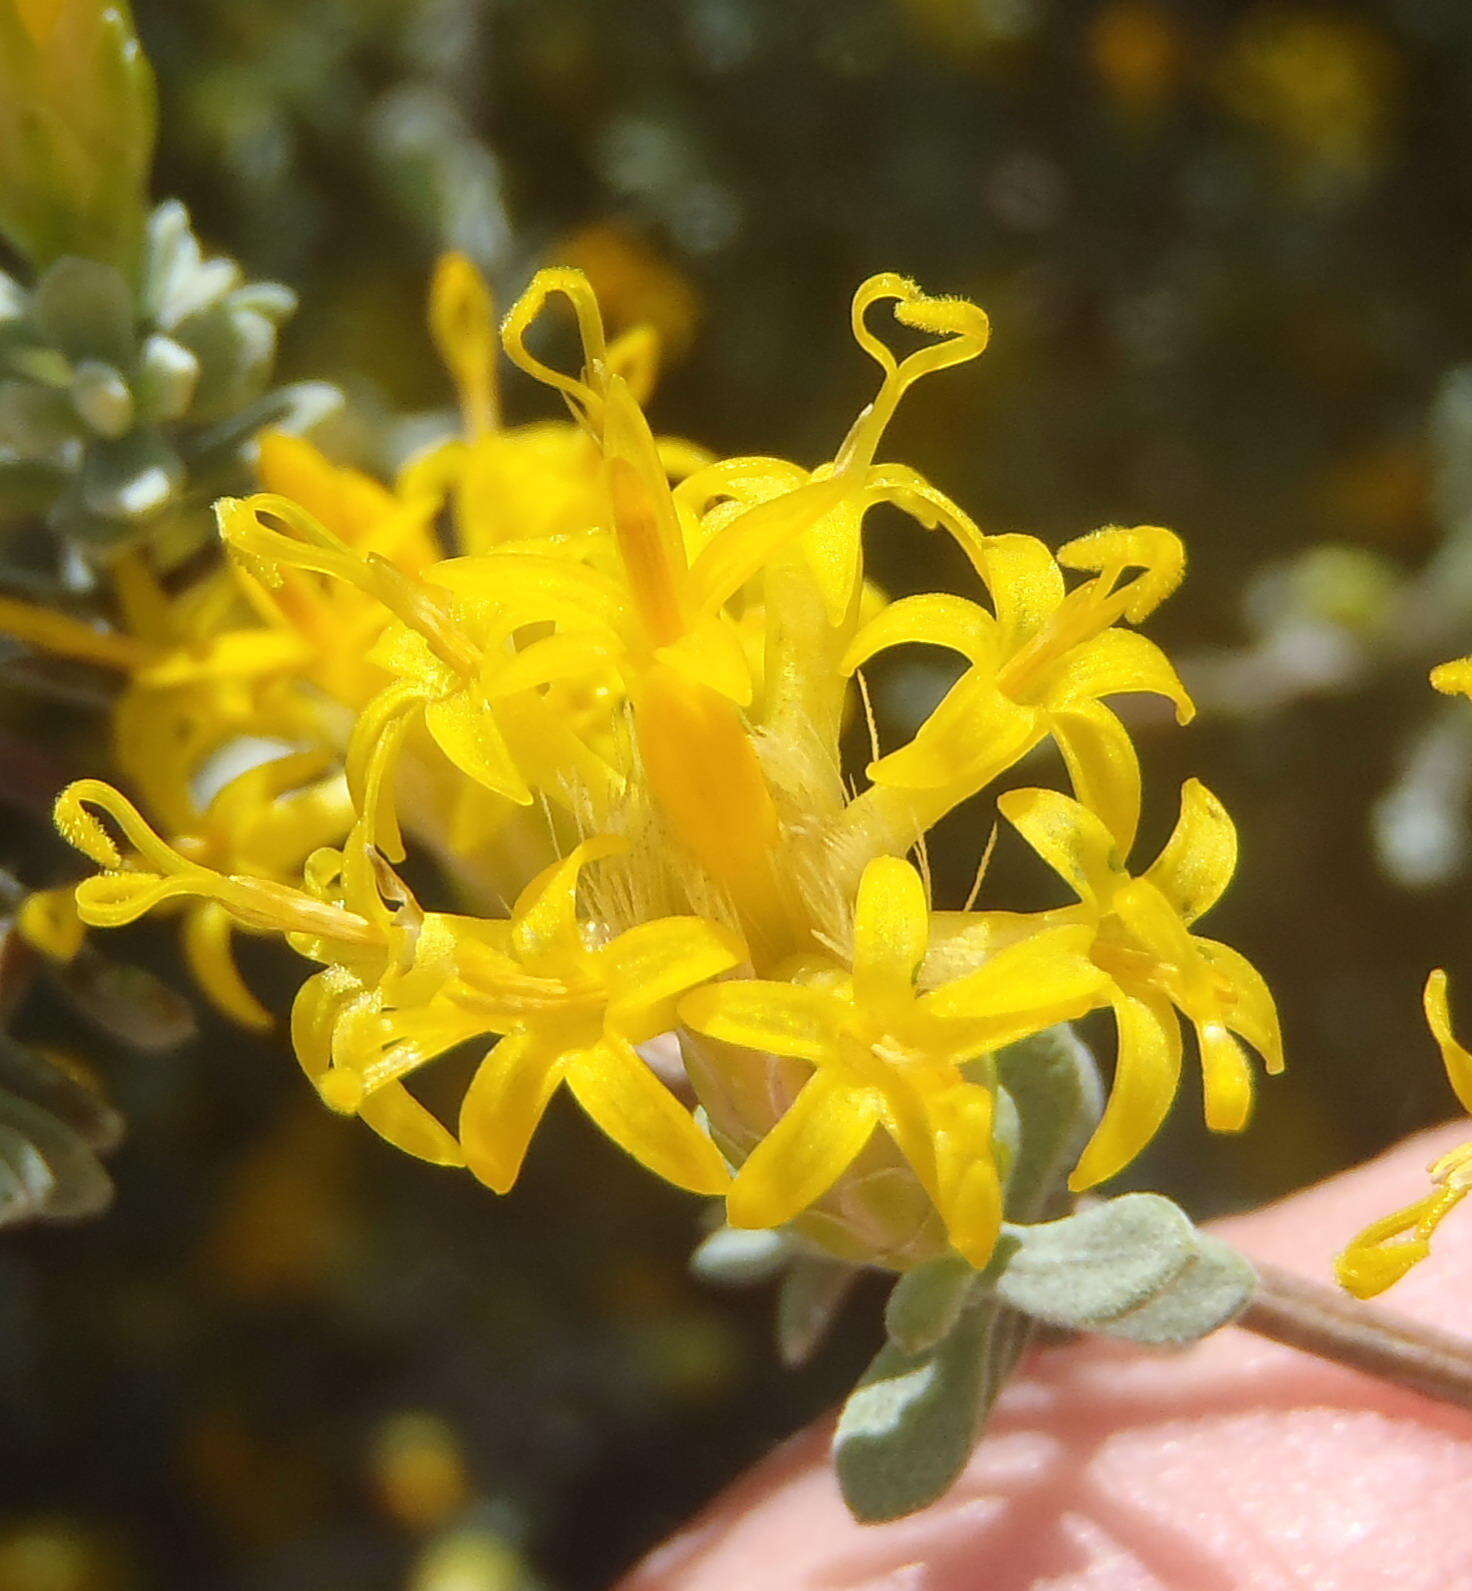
[777, 1255, 857, 1368]
[690, 1225, 789, 1287]
[884, 1255, 976, 1355]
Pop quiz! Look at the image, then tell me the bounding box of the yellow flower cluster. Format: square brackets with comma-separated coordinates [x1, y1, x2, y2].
[34, 260, 1282, 1272]
[1337, 660, 1472, 1298]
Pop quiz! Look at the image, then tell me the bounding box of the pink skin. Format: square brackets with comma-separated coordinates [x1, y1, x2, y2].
[621, 1123, 1472, 1591]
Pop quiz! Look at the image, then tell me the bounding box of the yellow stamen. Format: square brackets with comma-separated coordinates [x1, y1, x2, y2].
[0, 592, 148, 671]
[430, 252, 501, 437]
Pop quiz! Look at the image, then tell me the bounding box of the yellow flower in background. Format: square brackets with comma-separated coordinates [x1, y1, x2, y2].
[409, 252, 711, 557]
[682, 855, 1106, 1266]
[6, 443, 426, 1018]
[1339, 658, 1472, 1299]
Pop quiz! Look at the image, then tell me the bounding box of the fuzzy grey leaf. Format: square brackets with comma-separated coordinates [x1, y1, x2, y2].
[690, 1226, 789, 1287]
[992, 1194, 1197, 1330]
[0, 1035, 123, 1152]
[836, 1297, 1014, 1523]
[132, 335, 199, 423]
[78, 430, 182, 522]
[179, 303, 276, 423]
[994, 1025, 1103, 1224]
[884, 1255, 976, 1355]
[1090, 1233, 1257, 1345]
[777, 1255, 857, 1368]
[31, 258, 135, 368]
[52, 949, 197, 1051]
[0, 1093, 113, 1224]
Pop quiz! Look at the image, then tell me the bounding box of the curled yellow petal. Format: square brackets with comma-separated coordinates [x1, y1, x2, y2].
[1047, 628, 1195, 725]
[510, 834, 626, 966]
[1195, 936, 1284, 1076]
[972, 534, 1065, 652]
[997, 786, 1121, 907]
[867, 673, 1040, 793]
[679, 981, 840, 1066]
[423, 687, 533, 807]
[1197, 1021, 1254, 1133]
[501, 266, 609, 415]
[1143, 779, 1237, 927]
[840, 592, 997, 674]
[1425, 970, 1472, 1117]
[1070, 992, 1182, 1191]
[460, 1033, 568, 1194]
[922, 923, 1103, 1028]
[0, 591, 146, 670]
[601, 916, 745, 1043]
[359, 1085, 465, 1168]
[1050, 702, 1142, 857]
[925, 1083, 1003, 1270]
[16, 887, 86, 961]
[181, 901, 272, 1031]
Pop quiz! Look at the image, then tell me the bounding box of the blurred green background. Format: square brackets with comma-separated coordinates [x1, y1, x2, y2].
[7, 0, 1472, 1585]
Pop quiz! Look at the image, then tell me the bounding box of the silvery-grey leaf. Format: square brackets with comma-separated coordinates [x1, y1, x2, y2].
[690, 1226, 789, 1287]
[0, 458, 68, 510]
[0, 380, 78, 457]
[267, 381, 342, 434]
[70, 362, 134, 439]
[141, 201, 198, 328]
[132, 335, 200, 423]
[0, 1119, 58, 1222]
[78, 431, 182, 521]
[0, 271, 24, 321]
[836, 1296, 1018, 1522]
[51, 949, 197, 1051]
[0, 1035, 123, 1153]
[191, 383, 340, 468]
[181, 304, 275, 423]
[32, 259, 135, 368]
[0, 1093, 113, 1222]
[227, 283, 297, 324]
[1089, 1233, 1257, 1345]
[883, 1255, 976, 1355]
[777, 1255, 858, 1368]
[4, 342, 73, 388]
[994, 1025, 1102, 1224]
[144, 203, 241, 331]
[992, 1194, 1196, 1330]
